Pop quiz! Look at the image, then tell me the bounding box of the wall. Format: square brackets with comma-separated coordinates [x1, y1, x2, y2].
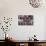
[0, 0, 46, 40]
